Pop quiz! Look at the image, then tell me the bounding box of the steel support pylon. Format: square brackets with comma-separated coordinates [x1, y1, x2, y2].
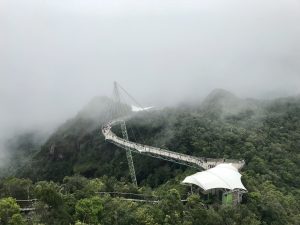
[113, 81, 138, 186]
[120, 120, 138, 186]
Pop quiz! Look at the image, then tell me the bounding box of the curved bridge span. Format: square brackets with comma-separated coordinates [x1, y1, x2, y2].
[102, 118, 245, 171]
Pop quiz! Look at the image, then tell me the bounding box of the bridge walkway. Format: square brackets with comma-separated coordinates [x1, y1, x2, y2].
[102, 119, 245, 170]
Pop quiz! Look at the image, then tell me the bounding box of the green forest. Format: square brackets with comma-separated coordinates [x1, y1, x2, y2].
[0, 91, 299, 225]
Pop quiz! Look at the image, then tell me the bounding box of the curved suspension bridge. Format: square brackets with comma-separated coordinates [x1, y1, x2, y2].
[102, 118, 245, 170]
[18, 82, 245, 211]
[102, 82, 245, 186]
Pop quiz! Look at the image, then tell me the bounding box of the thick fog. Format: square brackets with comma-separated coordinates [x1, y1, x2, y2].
[0, 0, 300, 161]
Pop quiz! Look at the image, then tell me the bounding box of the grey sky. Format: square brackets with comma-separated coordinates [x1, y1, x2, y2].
[0, 0, 300, 146]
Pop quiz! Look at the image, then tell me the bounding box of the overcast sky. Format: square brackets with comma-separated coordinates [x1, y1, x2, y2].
[0, 0, 300, 148]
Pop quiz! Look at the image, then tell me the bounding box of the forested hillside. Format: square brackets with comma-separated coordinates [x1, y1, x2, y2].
[0, 91, 299, 225]
[0, 131, 47, 178]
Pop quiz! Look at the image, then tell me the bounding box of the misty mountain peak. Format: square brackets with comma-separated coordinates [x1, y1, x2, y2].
[76, 96, 113, 121]
[202, 89, 239, 105]
[201, 89, 258, 116]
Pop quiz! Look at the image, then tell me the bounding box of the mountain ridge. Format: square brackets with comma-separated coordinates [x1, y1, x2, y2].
[9, 90, 298, 185]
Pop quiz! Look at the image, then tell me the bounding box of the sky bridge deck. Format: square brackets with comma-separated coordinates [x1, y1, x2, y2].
[102, 119, 245, 170]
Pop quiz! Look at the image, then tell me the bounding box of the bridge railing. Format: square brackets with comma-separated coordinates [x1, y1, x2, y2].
[102, 119, 245, 170]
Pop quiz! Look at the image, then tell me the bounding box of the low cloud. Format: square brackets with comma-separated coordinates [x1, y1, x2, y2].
[0, 0, 300, 161]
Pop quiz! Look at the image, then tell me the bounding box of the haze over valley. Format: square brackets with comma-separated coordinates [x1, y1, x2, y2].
[0, 1, 299, 225]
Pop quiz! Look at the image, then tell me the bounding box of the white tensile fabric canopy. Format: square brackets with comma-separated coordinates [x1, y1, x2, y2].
[131, 105, 154, 112]
[182, 163, 247, 191]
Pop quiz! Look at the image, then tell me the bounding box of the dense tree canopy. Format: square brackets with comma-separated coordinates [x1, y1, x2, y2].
[0, 93, 299, 224]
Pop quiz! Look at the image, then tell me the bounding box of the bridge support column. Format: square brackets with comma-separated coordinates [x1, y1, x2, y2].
[120, 120, 138, 186]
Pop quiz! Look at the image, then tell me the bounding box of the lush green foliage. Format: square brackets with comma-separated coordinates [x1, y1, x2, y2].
[0, 174, 298, 225]
[0, 197, 24, 225]
[0, 93, 299, 224]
